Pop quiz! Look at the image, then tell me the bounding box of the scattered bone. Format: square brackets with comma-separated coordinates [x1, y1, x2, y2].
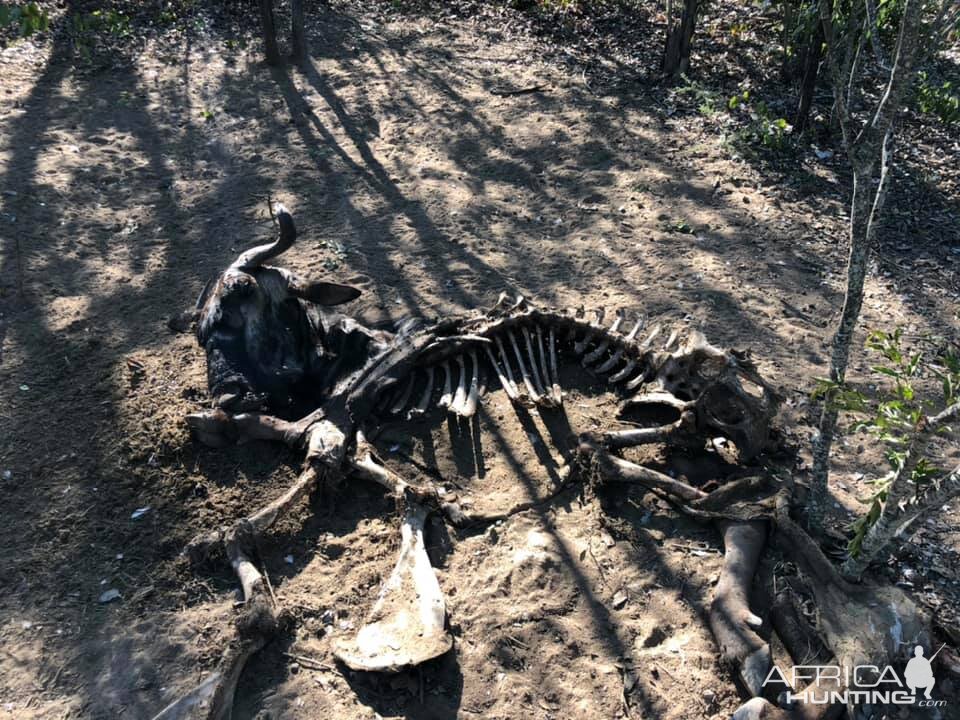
[438, 361, 453, 409]
[450, 355, 468, 415]
[390, 373, 416, 415]
[508, 328, 542, 404]
[408, 366, 435, 419]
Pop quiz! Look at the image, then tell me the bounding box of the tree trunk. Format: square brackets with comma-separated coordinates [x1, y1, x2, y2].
[794, 22, 824, 133]
[258, 0, 281, 66]
[806, 0, 924, 537]
[661, 0, 699, 79]
[291, 0, 307, 67]
[808, 167, 874, 533]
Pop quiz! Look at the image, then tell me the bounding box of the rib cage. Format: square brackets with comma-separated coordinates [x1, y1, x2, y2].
[367, 297, 703, 422]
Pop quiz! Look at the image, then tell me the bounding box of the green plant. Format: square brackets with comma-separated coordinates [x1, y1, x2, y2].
[0, 2, 50, 39]
[813, 329, 960, 558]
[915, 71, 960, 124]
[728, 89, 794, 150]
[670, 75, 723, 118]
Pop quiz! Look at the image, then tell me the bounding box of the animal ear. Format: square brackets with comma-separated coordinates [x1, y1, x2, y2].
[291, 281, 362, 306]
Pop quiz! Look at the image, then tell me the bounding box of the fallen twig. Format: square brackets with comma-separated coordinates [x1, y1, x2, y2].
[489, 83, 547, 97]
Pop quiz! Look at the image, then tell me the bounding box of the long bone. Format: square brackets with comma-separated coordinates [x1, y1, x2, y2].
[408, 365, 435, 419]
[582, 309, 624, 366]
[508, 328, 542, 404]
[167, 421, 346, 720]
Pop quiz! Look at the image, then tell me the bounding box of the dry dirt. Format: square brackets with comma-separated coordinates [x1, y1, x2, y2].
[1, 3, 959, 720]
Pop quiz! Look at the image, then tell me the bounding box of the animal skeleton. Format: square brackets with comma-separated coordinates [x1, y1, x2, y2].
[156, 206, 930, 720]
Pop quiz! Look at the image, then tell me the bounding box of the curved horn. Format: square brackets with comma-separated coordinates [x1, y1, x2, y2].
[231, 203, 297, 270]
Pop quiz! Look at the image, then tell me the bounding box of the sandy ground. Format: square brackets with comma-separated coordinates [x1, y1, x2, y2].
[1, 4, 959, 719]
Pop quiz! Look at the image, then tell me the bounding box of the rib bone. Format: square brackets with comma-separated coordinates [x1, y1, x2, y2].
[521, 326, 549, 402]
[535, 326, 552, 397]
[390, 373, 416, 415]
[438, 361, 453, 409]
[548, 326, 562, 404]
[574, 308, 605, 355]
[594, 348, 623, 374]
[625, 316, 644, 342]
[566, 305, 586, 342]
[484, 343, 519, 400]
[450, 355, 468, 415]
[608, 358, 637, 384]
[625, 371, 648, 391]
[408, 366, 435, 419]
[459, 350, 481, 417]
[639, 323, 662, 350]
[508, 328, 542, 404]
[663, 328, 680, 351]
[583, 311, 622, 366]
[494, 335, 522, 400]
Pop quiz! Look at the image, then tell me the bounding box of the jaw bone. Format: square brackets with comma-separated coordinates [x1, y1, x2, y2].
[334, 502, 453, 672]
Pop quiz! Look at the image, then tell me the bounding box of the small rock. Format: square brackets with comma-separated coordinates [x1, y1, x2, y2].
[612, 591, 628, 609]
[130, 507, 151, 520]
[98, 589, 121, 604]
[289, 663, 300, 674]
